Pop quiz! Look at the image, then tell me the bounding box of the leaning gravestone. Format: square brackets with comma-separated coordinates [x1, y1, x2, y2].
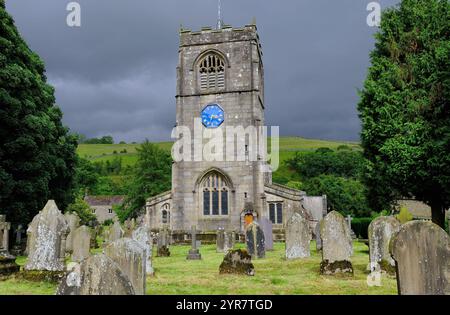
[315, 220, 322, 251]
[107, 221, 124, 244]
[56, 254, 135, 295]
[390, 221, 450, 295]
[132, 226, 154, 276]
[368, 216, 401, 273]
[64, 213, 80, 253]
[219, 249, 255, 276]
[72, 226, 91, 263]
[105, 238, 146, 295]
[245, 222, 265, 259]
[25, 200, 69, 272]
[320, 211, 353, 275]
[258, 217, 273, 251]
[285, 213, 311, 259]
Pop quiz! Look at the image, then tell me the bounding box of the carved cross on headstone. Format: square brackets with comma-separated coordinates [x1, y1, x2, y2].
[186, 226, 201, 260]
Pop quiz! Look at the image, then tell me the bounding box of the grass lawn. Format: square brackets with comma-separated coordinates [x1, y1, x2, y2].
[1, 241, 395, 295]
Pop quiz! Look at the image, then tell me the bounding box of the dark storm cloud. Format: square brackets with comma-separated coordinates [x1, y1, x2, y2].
[6, 0, 399, 142]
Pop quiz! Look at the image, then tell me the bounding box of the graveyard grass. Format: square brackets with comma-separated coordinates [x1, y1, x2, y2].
[0, 241, 397, 295]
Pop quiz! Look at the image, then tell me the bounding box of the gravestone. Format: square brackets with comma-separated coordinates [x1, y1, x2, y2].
[216, 228, 225, 253]
[390, 221, 450, 295]
[224, 231, 235, 252]
[72, 226, 91, 263]
[0, 215, 10, 252]
[186, 226, 201, 260]
[0, 215, 20, 277]
[219, 249, 255, 276]
[105, 238, 146, 295]
[258, 218, 273, 251]
[56, 254, 135, 295]
[11, 224, 25, 256]
[107, 221, 124, 244]
[245, 222, 265, 259]
[320, 211, 353, 275]
[285, 213, 311, 259]
[64, 213, 80, 253]
[157, 227, 171, 257]
[132, 226, 154, 276]
[368, 216, 401, 273]
[315, 221, 322, 251]
[346, 215, 357, 239]
[25, 200, 69, 272]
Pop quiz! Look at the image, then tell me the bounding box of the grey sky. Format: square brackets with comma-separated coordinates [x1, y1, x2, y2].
[6, 0, 399, 142]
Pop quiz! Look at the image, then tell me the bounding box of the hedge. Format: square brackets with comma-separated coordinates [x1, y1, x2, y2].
[351, 217, 372, 239]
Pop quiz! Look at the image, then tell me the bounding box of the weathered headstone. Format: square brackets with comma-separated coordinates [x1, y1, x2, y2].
[320, 211, 353, 275]
[72, 226, 91, 263]
[64, 213, 80, 253]
[346, 215, 356, 239]
[157, 227, 171, 257]
[0, 215, 10, 252]
[224, 231, 235, 252]
[285, 213, 311, 259]
[245, 222, 265, 259]
[390, 221, 450, 295]
[132, 226, 154, 276]
[368, 216, 401, 273]
[258, 217, 273, 251]
[11, 224, 25, 256]
[107, 221, 124, 244]
[25, 200, 69, 272]
[104, 238, 146, 295]
[219, 249, 255, 276]
[56, 254, 135, 295]
[216, 228, 225, 253]
[0, 215, 20, 277]
[186, 226, 201, 260]
[315, 221, 322, 251]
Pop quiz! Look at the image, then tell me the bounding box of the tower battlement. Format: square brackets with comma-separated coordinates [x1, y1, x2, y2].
[179, 23, 262, 54]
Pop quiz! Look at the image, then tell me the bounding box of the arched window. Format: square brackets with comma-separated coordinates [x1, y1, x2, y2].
[268, 203, 283, 224]
[202, 172, 229, 216]
[161, 203, 170, 224]
[198, 53, 225, 91]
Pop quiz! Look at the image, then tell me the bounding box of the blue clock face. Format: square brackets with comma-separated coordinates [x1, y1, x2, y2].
[201, 104, 225, 128]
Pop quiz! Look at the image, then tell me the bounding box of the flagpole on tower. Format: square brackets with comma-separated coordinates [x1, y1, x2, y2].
[217, 0, 222, 29]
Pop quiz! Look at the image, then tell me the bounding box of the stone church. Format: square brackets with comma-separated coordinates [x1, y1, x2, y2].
[145, 22, 326, 240]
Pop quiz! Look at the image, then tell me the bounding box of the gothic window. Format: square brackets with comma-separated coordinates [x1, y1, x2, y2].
[268, 202, 283, 224]
[161, 203, 170, 224]
[202, 172, 229, 216]
[198, 53, 225, 91]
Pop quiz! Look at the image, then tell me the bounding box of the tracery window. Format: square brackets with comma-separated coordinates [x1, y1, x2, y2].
[198, 53, 225, 91]
[202, 172, 229, 216]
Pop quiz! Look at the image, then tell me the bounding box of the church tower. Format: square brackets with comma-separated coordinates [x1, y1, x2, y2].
[170, 22, 267, 234]
[146, 22, 326, 240]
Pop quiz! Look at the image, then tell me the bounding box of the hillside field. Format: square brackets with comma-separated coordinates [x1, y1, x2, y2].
[77, 137, 360, 182]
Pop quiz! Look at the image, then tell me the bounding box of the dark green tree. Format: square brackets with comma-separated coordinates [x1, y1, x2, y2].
[0, 2, 77, 224]
[304, 175, 370, 217]
[358, 0, 450, 227]
[116, 141, 172, 221]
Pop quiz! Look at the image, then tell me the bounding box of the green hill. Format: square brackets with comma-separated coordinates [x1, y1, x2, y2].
[77, 137, 360, 185]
